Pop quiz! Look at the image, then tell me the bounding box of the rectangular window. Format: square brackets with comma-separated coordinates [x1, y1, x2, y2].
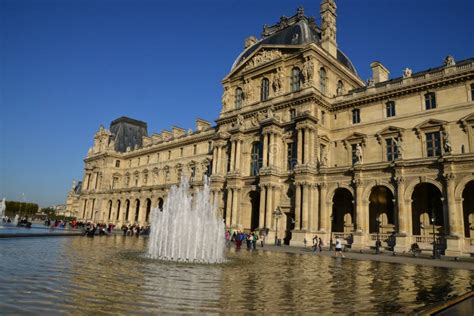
[180, 148, 183, 157]
[321, 111, 326, 125]
[352, 109, 360, 124]
[208, 141, 212, 153]
[426, 132, 441, 157]
[193, 144, 197, 155]
[425, 92, 437, 110]
[385, 138, 398, 161]
[287, 143, 296, 170]
[115, 160, 120, 168]
[168, 150, 171, 159]
[146, 155, 150, 164]
[291, 68, 301, 92]
[386, 101, 396, 117]
[471, 83, 474, 101]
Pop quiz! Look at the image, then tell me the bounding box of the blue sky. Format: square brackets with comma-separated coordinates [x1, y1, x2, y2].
[1, 0, 473, 207]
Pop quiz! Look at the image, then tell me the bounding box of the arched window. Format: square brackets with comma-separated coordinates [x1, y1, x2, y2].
[261, 78, 270, 101]
[336, 80, 344, 95]
[319, 68, 327, 94]
[291, 67, 301, 92]
[235, 87, 243, 108]
[250, 142, 263, 176]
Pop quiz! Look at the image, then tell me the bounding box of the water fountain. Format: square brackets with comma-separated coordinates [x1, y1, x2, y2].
[0, 198, 5, 222]
[13, 214, 19, 226]
[147, 176, 226, 264]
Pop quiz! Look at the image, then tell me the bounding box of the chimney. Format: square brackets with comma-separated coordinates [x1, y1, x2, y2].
[370, 61, 390, 83]
[320, 0, 337, 58]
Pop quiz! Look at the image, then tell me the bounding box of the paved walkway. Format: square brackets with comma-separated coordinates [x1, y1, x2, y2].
[251, 244, 474, 270]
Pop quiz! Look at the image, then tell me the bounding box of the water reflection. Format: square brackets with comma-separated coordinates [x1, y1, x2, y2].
[0, 236, 472, 314]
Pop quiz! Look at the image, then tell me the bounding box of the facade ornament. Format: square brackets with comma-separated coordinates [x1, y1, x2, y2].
[443, 131, 453, 154]
[297, 6, 304, 19]
[403, 68, 412, 78]
[444, 55, 455, 67]
[187, 129, 193, 135]
[279, 16, 288, 29]
[72, 180, 76, 190]
[366, 78, 375, 87]
[267, 107, 274, 119]
[302, 58, 314, 83]
[355, 143, 363, 164]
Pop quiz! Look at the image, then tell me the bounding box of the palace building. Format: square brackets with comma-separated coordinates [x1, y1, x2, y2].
[66, 1, 474, 256]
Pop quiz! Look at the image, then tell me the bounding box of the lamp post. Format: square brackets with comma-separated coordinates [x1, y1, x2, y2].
[273, 207, 282, 246]
[329, 213, 334, 251]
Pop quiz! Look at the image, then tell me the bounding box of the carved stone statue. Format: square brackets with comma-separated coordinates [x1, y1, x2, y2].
[393, 137, 404, 158]
[236, 114, 244, 127]
[355, 144, 363, 164]
[336, 80, 344, 96]
[72, 180, 76, 190]
[403, 68, 413, 78]
[243, 83, 253, 104]
[302, 59, 314, 82]
[267, 107, 274, 119]
[221, 88, 230, 109]
[272, 70, 284, 95]
[444, 55, 456, 67]
[443, 132, 453, 154]
[320, 146, 328, 167]
[367, 78, 375, 87]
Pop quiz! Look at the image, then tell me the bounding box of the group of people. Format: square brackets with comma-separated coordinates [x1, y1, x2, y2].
[228, 230, 262, 250]
[121, 223, 150, 237]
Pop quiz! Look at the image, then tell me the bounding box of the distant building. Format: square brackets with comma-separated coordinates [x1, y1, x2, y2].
[66, 1, 474, 256]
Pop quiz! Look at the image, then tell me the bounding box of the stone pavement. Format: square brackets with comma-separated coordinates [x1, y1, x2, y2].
[251, 243, 474, 271]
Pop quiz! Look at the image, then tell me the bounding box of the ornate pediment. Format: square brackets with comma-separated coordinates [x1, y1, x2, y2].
[414, 119, 447, 138]
[241, 49, 283, 72]
[459, 113, 474, 132]
[343, 132, 368, 148]
[375, 126, 404, 144]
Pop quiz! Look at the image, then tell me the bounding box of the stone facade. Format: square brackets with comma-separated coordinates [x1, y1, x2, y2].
[67, 1, 474, 256]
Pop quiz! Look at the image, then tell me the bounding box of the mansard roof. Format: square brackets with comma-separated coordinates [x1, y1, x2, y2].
[230, 7, 357, 75]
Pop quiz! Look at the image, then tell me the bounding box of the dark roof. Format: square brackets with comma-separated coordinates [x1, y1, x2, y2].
[231, 9, 357, 75]
[110, 116, 148, 153]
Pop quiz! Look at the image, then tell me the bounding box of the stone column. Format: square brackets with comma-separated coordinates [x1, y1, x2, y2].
[262, 133, 268, 167]
[312, 184, 319, 231]
[235, 140, 241, 172]
[268, 133, 274, 167]
[226, 189, 233, 226]
[309, 129, 315, 164]
[308, 184, 314, 231]
[396, 177, 408, 234]
[319, 183, 328, 232]
[259, 185, 266, 228]
[266, 186, 273, 228]
[303, 129, 309, 165]
[295, 184, 301, 230]
[354, 179, 366, 232]
[212, 147, 217, 174]
[216, 146, 221, 174]
[302, 184, 309, 230]
[446, 174, 462, 237]
[297, 128, 303, 165]
[232, 188, 239, 226]
[229, 141, 235, 172]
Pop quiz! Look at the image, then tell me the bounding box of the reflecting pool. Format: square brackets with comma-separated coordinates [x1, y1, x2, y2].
[0, 236, 472, 314]
[0, 223, 78, 235]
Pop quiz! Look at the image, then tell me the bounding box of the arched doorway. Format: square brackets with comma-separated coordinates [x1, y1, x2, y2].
[411, 183, 444, 236]
[145, 198, 152, 223]
[332, 188, 354, 233]
[462, 181, 474, 237]
[116, 200, 121, 221]
[249, 191, 260, 231]
[157, 198, 164, 212]
[369, 186, 395, 234]
[125, 199, 130, 222]
[134, 199, 140, 223]
[107, 200, 113, 221]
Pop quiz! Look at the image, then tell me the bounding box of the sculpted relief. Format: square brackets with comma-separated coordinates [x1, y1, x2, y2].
[242, 50, 283, 72]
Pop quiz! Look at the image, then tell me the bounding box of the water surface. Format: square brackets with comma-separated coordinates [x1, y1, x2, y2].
[0, 236, 472, 314]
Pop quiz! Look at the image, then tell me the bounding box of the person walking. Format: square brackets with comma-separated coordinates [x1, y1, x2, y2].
[335, 237, 345, 258]
[318, 237, 323, 252]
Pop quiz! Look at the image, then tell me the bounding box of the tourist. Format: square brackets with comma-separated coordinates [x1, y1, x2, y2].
[252, 231, 258, 250]
[235, 231, 242, 249]
[225, 230, 230, 246]
[335, 237, 344, 258]
[318, 237, 323, 252]
[246, 233, 252, 250]
[260, 232, 265, 247]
